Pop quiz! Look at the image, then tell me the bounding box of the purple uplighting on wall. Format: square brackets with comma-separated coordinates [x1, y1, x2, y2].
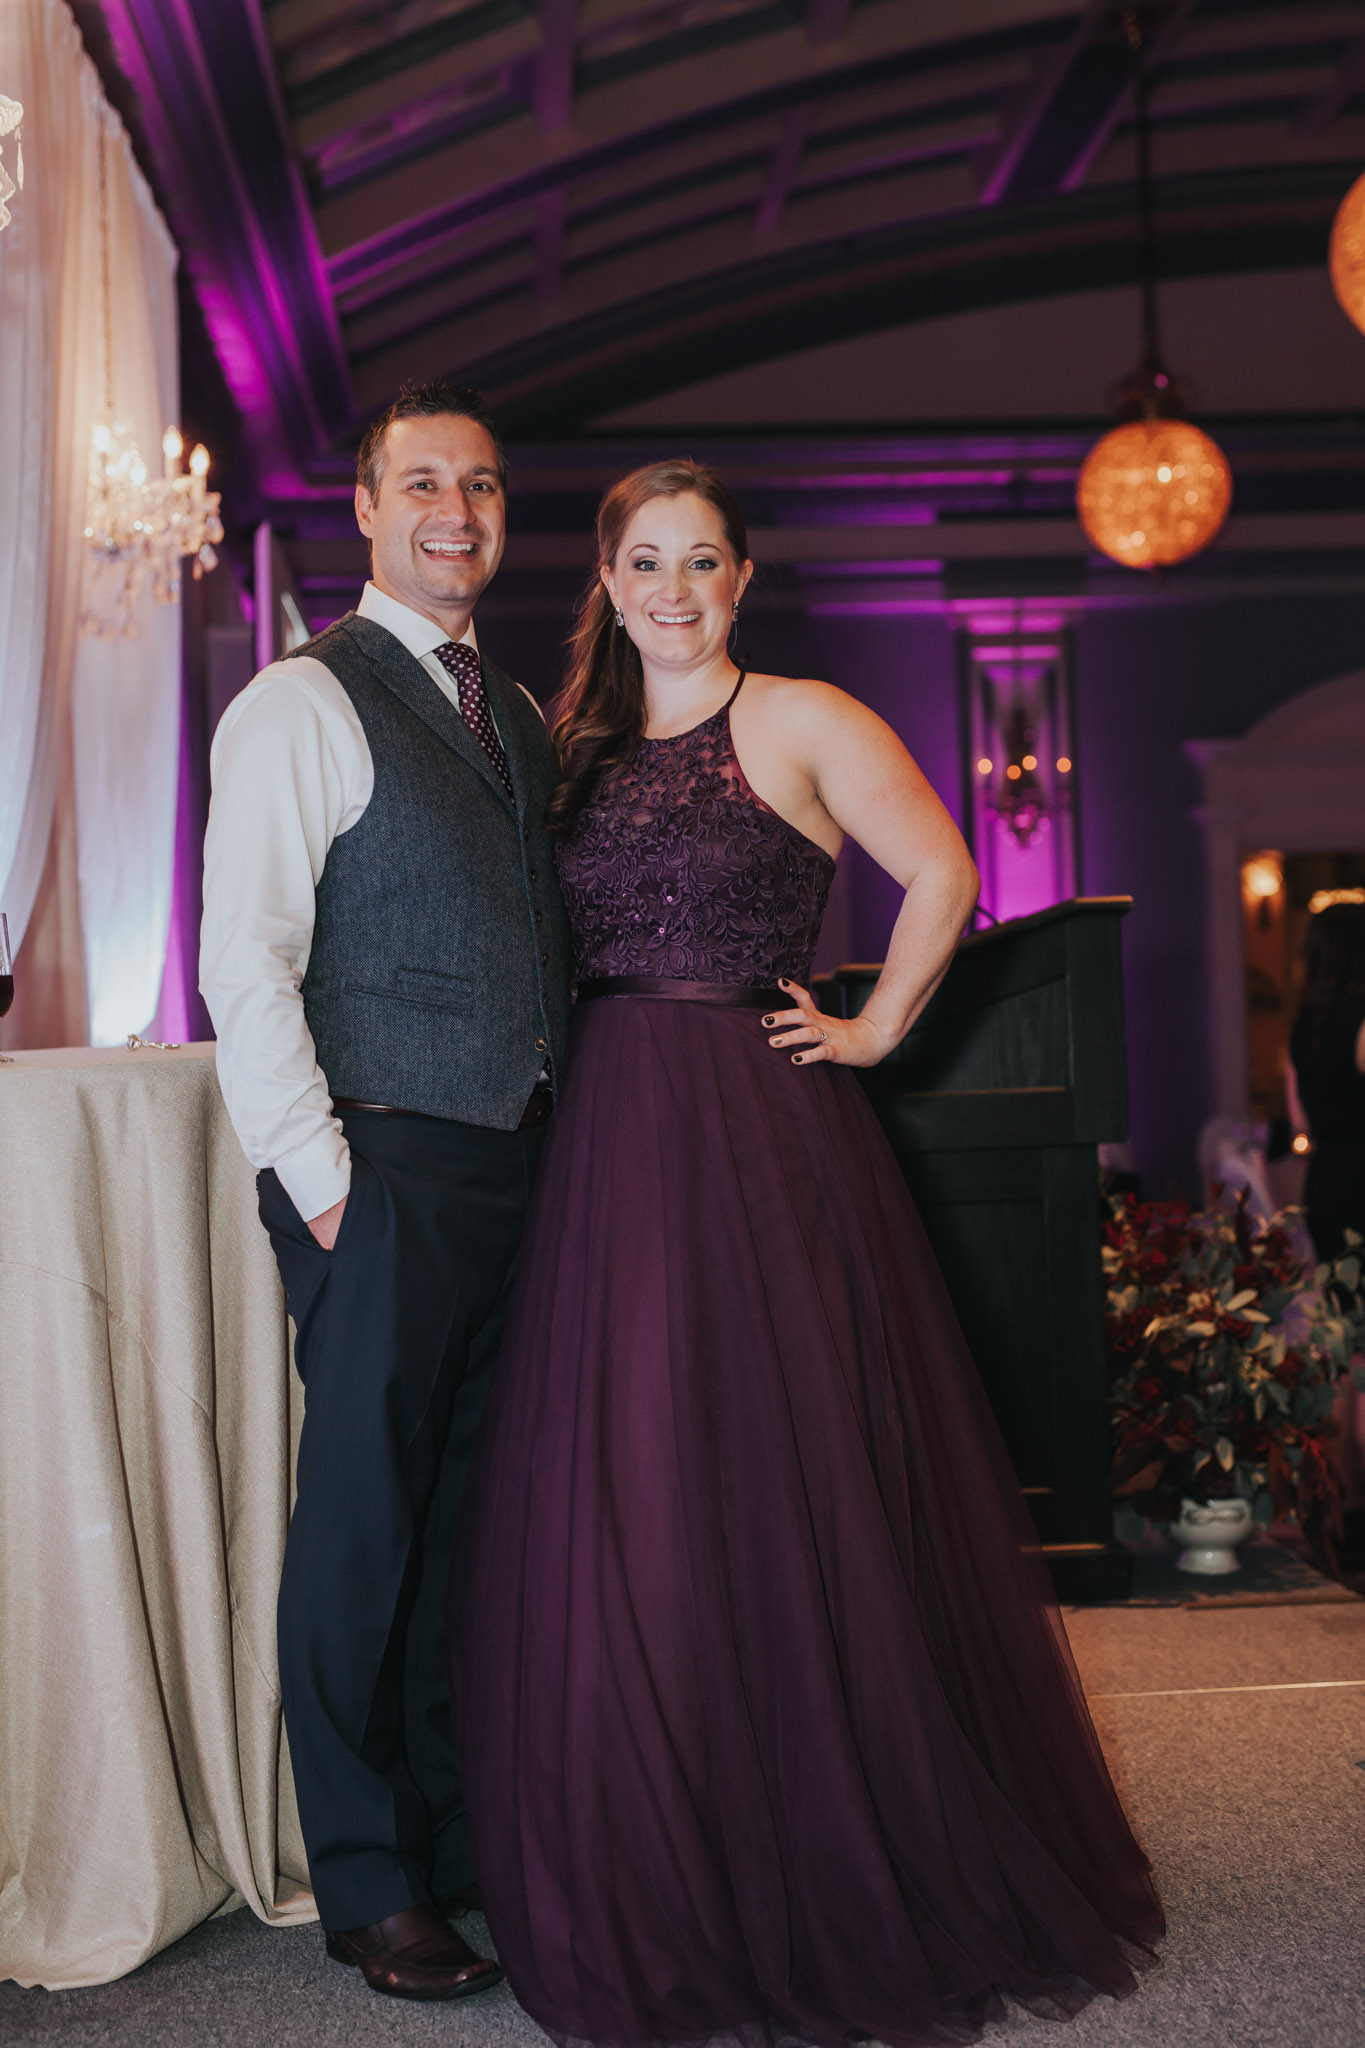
[149, 700, 209, 1045]
[101, 0, 355, 499]
[802, 610, 963, 963]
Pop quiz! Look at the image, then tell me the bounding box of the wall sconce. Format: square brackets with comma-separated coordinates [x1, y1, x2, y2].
[1241, 853, 1282, 931]
[958, 615, 1079, 924]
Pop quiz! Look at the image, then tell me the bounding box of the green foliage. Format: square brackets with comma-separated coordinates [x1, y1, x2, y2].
[1105, 1199, 1365, 1532]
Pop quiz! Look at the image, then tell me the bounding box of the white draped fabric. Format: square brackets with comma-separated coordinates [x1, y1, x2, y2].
[0, 0, 180, 1043]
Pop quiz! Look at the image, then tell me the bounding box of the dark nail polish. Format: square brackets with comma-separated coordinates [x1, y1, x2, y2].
[762, 1015, 774, 1027]
[792, 1054, 802, 1064]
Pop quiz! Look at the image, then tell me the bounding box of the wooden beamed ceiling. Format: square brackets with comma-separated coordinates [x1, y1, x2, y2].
[282, 0, 1365, 428]
[100, 0, 1365, 486]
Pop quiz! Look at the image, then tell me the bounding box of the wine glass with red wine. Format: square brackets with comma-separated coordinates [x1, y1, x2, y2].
[0, 911, 13, 1061]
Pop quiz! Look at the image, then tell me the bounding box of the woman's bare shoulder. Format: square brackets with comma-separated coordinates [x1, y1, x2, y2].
[742, 671, 869, 720]
[740, 672, 897, 744]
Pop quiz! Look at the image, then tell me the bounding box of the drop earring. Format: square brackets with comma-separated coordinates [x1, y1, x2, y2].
[614, 606, 624, 628]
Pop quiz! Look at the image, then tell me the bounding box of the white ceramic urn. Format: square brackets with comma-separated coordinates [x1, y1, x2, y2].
[1170, 1496, 1254, 1574]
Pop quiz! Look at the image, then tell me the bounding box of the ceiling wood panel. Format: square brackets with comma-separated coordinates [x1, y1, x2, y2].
[94, 0, 1364, 505]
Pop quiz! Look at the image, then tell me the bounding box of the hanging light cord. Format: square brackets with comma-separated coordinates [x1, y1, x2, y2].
[1124, 10, 1162, 378]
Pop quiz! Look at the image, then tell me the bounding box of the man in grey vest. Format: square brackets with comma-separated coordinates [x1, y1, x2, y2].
[201, 380, 572, 2002]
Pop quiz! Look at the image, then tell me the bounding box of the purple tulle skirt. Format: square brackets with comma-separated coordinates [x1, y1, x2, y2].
[450, 995, 1163, 2048]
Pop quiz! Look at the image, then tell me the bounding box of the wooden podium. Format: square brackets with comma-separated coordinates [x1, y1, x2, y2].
[820, 898, 1133, 1602]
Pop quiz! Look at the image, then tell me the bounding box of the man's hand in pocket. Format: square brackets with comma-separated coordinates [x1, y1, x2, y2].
[306, 1195, 347, 1250]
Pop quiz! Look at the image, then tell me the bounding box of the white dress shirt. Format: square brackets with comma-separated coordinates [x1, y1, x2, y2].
[201, 581, 506, 1221]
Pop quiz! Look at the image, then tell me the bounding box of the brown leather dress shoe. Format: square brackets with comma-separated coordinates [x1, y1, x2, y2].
[325, 1902, 503, 2001]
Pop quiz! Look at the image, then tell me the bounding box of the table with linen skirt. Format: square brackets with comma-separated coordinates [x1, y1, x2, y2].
[0, 1043, 315, 1989]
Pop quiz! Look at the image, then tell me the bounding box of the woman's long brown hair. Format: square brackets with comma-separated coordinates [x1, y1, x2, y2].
[546, 459, 750, 834]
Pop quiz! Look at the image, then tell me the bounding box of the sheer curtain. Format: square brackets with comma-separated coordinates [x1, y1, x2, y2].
[0, 0, 180, 1047]
[72, 126, 181, 1047]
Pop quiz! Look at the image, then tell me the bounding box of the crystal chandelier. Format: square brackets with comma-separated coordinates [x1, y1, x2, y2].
[1075, 11, 1231, 572]
[79, 123, 222, 637]
[0, 95, 22, 232]
[81, 419, 223, 636]
[983, 700, 1049, 848]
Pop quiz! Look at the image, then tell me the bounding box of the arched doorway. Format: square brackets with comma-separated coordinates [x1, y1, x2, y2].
[1189, 670, 1365, 1122]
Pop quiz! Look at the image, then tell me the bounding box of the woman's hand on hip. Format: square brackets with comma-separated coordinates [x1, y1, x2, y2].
[762, 978, 896, 1069]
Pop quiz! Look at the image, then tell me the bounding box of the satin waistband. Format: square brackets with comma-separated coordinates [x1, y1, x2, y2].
[576, 975, 784, 1011]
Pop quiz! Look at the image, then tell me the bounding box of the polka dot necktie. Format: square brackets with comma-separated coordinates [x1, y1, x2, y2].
[432, 640, 514, 801]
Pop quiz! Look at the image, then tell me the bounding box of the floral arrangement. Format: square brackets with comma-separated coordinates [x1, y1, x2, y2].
[1105, 1196, 1365, 1544]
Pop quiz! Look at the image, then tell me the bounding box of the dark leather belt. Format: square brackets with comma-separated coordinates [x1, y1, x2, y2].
[333, 1084, 554, 1130]
[517, 1083, 554, 1128]
[576, 976, 786, 1011]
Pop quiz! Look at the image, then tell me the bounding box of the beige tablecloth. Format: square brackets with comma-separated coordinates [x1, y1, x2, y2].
[0, 1044, 315, 1989]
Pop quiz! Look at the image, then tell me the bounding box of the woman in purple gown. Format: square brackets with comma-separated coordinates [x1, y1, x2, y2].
[451, 460, 1162, 2048]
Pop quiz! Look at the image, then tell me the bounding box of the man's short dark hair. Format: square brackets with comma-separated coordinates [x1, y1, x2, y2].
[356, 378, 508, 500]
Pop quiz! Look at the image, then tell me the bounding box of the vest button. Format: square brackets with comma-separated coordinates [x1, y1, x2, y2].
[535, 910, 544, 922]
[540, 952, 549, 966]
[535, 1037, 547, 1051]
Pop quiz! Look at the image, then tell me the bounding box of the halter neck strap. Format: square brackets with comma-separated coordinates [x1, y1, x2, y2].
[725, 669, 747, 709]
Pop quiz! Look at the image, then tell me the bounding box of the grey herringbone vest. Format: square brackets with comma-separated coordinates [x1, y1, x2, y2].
[293, 612, 572, 1127]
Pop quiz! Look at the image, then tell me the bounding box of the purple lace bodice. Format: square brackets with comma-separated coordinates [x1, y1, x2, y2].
[554, 681, 836, 985]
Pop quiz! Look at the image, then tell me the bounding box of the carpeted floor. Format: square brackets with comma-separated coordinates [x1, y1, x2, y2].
[4, 1601, 1364, 2047]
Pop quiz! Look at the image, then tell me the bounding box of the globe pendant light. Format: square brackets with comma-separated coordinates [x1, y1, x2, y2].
[1076, 11, 1231, 572]
[1329, 168, 1365, 338]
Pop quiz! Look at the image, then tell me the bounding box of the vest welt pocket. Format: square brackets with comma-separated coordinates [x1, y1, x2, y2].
[350, 968, 475, 1012]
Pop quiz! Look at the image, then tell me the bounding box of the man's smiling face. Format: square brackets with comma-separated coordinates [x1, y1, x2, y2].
[355, 412, 506, 629]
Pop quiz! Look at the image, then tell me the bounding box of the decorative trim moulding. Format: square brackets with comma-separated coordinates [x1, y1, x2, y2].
[487, 513, 1365, 570]
[1188, 669, 1365, 1120]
